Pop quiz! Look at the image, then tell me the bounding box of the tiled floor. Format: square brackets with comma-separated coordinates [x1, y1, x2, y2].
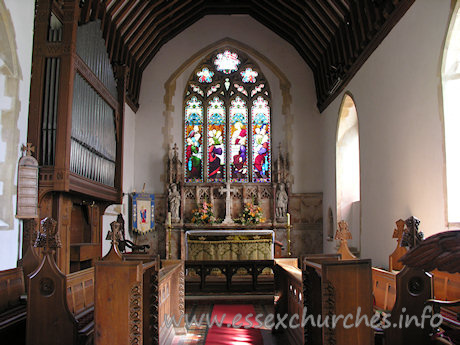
[172, 302, 289, 345]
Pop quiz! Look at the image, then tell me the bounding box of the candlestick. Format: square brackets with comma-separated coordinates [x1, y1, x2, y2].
[286, 212, 292, 257]
[167, 212, 172, 259]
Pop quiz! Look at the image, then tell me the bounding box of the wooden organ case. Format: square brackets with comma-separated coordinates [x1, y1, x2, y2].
[27, 0, 126, 274]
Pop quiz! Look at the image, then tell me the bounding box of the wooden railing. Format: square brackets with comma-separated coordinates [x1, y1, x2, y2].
[185, 260, 274, 294]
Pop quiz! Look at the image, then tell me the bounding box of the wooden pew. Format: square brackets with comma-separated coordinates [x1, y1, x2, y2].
[431, 270, 460, 330]
[66, 267, 95, 341]
[26, 217, 95, 345]
[303, 258, 374, 345]
[0, 267, 27, 343]
[27, 259, 95, 345]
[274, 256, 373, 345]
[372, 267, 397, 312]
[95, 227, 185, 345]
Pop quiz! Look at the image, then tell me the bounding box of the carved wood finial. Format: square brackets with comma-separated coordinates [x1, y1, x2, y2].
[402, 216, 423, 250]
[103, 221, 123, 261]
[335, 220, 352, 242]
[393, 219, 405, 243]
[21, 143, 35, 157]
[34, 217, 60, 254]
[335, 220, 356, 260]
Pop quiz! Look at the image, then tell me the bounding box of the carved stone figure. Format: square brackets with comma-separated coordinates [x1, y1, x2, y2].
[169, 183, 181, 222]
[276, 183, 288, 221]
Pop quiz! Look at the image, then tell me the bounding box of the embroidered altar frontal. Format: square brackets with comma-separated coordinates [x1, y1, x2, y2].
[186, 230, 274, 260]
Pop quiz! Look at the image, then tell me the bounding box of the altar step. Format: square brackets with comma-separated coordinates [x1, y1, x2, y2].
[185, 293, 274, 304]
[186, 273, 274, 295]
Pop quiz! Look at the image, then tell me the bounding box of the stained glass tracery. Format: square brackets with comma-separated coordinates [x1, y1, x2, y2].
[185, 97, 203, 182]
[197, 67, 214, 83]
[241, 68, 258, 83]
[215, 51, 240, 74]
[185, 49, 271, 183]
[207, 97, 226, 182]
[230, 97, 249, 182]
[252, 97, 270, 182]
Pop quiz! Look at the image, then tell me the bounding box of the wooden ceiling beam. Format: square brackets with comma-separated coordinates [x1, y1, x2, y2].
[112, 0, 151, 63]
[132, 0, 197, 60]
[140, 11, 207, 70]
[250, 0, 322, 60]
[128, 0, 184, 52]
[344, 0, 366, 50]
[249, 10, 317, 69]
[106, 0, 138, 60]
[278, 0, 329, 49]
[102, 0, 125, 39]
[258, 0, 326, 53]
[123, 1, 165, 48]
[79, 0, 93, 24]
[119, 1, 161, 65]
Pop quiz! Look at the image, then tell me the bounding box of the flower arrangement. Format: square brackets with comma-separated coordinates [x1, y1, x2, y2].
[235, 202, 265, 225]
[190, 202, 216, 224]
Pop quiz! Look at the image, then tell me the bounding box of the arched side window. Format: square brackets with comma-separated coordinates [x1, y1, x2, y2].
[443, 2, 460, 223]
[336, 93, 360, 250]
[184, 49, 271, 183]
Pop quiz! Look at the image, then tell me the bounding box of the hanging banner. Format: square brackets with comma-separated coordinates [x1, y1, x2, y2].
[131, 193, 155, 234]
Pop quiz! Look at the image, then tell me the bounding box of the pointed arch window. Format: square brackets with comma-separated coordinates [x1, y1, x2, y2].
[443, 2, 460, 223]
[184, 49, 271, 183]
[336, 93, 361, 251]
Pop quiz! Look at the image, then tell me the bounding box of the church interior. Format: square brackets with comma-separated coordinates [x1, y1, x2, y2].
[1, 0, 460, 344]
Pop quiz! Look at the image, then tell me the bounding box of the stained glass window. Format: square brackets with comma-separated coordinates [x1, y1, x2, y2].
[207, 97, 226, 182]
[241, 68, 258, 83]
[230, 97, 248, 182]
[252, 97, 270, 182]
[184, 97, 203, 182]
[197, 67, 214, 83]
[215, 51, 240, 74]
[184, 49, 271, 183]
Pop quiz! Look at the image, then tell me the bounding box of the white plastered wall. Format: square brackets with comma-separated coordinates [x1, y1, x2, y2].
[131, 15, 323, 196]
[0, 0, 34, 270]
[322, 0, 452, 268]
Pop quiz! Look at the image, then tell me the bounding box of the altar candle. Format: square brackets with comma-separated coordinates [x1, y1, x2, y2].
[287, 212, 290, 226]
[167, 212, 171, 227]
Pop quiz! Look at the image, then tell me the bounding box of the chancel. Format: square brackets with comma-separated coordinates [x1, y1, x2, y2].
[1, 1, 460, 345]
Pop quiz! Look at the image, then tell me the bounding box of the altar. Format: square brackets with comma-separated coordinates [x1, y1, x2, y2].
[185, 230, 274, 260]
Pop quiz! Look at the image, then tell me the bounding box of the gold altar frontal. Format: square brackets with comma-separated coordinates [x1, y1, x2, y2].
[185, 230, 274, 260]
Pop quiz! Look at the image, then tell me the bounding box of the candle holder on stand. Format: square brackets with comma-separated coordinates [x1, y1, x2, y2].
[286, 213, 292, 257]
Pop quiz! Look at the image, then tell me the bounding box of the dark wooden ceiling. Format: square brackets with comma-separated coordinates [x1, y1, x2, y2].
[78, 0, 415, 112]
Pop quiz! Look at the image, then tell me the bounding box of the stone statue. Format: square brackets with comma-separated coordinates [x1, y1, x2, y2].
[168, 183, 181, 222]
[276, 183, 288, 221]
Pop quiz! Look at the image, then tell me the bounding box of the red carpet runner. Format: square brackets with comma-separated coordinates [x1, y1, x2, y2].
[205, 304, 263, 345]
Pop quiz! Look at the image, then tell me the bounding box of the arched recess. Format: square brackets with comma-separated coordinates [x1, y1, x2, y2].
[442, 0, 460, 224]
[0, 1, 21, 231]
[336, 93, 361, 252]
[162, 38, 292, 187]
